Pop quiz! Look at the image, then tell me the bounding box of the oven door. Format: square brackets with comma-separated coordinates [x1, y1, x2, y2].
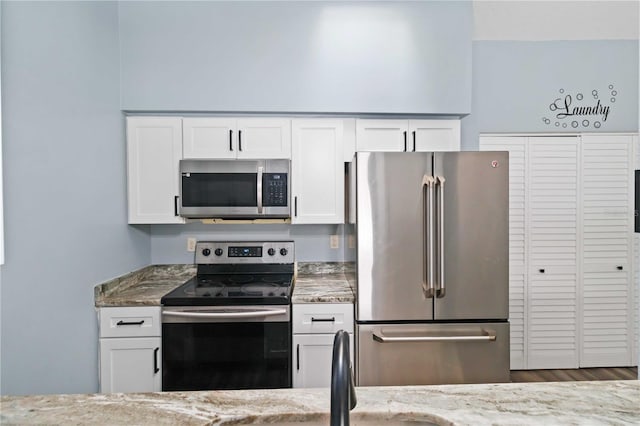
[179, 159, 290, 219]
[162, 305, 291, 391]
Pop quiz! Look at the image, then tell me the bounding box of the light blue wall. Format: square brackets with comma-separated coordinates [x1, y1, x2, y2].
[119, 1, 472, 114]
[0, 2, 151, 395]
[461, 40, 639, 150]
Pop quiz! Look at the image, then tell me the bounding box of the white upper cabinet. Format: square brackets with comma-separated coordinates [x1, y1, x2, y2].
[356, 119, 460, 152]
[182, 117, 235, 159]
[410, 120, 460, 152]
[127, 117, 184, 224]
[291, 119, 345, 224]
[182, 117, 291, 159]
[356, 119, 407, 151]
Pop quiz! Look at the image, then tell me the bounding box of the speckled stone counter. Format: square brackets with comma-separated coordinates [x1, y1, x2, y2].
[94, 262, 355, 307]
[94, 265, 196, 307]
[2, 381, 638, 425]
[293, 262, 355, 304]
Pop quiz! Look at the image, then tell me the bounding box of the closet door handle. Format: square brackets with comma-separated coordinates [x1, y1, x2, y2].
[296, 344, 300, 370]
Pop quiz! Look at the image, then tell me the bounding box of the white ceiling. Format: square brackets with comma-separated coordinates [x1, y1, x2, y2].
[473, 0, 639, 40]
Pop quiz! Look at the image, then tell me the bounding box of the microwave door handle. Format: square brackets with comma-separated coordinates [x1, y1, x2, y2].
[257, 166, 264, 214]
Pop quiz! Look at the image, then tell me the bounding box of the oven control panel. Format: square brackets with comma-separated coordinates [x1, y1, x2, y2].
[195, 241, 294, 264]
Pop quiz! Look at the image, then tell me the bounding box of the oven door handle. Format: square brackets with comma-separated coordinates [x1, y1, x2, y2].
[162, 309, 287, 319]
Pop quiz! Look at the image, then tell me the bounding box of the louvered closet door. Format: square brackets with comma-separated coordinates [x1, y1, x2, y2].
[580, 135, 634, 367]
[480, 136, 526, 369]
[527, 136, 579, 369]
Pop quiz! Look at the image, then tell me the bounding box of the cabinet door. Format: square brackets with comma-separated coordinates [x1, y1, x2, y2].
[292, 333, 354, 388]
[355, 119, 407, 152]
[126, 117, 184, 224]
[410, 120, 460, 152]
[99, 337, 161, 393]
[236, 118, 291, 159]
[527, 136, 579, 369]
[480, 136, 527, 369]
[182, 117, 236, 159]
[291, 119, 344, 224]
[580, 134, 634, 367]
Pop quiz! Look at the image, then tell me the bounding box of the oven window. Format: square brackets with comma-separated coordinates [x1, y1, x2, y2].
[182, 173, 257, 207]
[162, 322, 291, 391]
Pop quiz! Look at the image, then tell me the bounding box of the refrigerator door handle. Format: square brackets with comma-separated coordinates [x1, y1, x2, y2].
[435, 175, 446, 298]
[372, 330, 496, 343]
[422, 175, 436, 298]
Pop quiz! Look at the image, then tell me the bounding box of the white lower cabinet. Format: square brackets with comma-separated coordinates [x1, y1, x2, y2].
[98, 306, 162, 393]
[292, 303, 354, 388]
[99, 337, 161, 393]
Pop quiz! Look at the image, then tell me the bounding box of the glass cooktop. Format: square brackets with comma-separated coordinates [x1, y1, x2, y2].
[161, 273, 294, 306]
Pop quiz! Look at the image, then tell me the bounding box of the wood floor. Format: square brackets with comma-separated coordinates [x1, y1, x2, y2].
[510, 367, 638, 382]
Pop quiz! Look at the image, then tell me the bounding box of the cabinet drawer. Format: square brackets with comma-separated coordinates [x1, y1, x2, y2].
[293, 303, 354, 334]
[99, 307, 161, 338]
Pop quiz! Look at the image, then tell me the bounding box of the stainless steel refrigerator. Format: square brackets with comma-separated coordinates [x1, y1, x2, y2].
[355, 151, 510, 386]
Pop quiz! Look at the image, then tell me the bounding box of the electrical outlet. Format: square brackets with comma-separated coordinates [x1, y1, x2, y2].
[330, 235, 340, 249]
[187, 237, 197, 252]
[348, 235, 356, 249]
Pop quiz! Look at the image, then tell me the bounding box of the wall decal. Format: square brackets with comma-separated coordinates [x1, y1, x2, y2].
[542, 85, 617, 129]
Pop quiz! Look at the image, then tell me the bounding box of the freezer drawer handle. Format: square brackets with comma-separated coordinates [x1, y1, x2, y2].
[311, 317, 336, 322]
[372, 331, 496, 343]
[163, 309, 287, 319]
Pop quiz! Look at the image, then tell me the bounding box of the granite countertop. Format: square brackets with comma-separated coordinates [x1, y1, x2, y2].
[292, 262, 355, 304]
[2, 381, 638, 425]
[94, 262, 355, 307]
[94, 264, 196, 307]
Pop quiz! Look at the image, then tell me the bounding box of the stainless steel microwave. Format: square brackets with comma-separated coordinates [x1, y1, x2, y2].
[178, 159, 290, 219]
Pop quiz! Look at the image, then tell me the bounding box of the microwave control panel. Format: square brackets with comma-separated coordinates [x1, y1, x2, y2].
[263, 173, 288, 207]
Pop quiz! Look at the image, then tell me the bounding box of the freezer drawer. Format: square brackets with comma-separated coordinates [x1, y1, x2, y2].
[356, 322, 509, 386]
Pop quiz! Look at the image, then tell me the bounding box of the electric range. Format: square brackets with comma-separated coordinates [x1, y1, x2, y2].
[161, 241, 295, 391]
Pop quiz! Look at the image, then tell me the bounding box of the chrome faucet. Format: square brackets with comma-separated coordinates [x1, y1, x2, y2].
[331, 330, 357, 426]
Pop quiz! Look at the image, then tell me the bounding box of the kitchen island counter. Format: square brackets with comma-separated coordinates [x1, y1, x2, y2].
[2, 380, 638, 425]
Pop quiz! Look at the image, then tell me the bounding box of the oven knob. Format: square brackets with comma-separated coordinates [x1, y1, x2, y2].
[280, 248, 288, 256]
[202, 248, 211, 257]
[214, 248, 224, 256]
[268, 248, 276, 256]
